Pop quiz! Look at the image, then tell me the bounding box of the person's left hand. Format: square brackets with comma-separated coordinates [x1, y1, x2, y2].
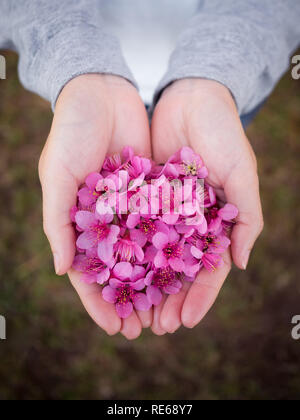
[150, 78, 264, 335]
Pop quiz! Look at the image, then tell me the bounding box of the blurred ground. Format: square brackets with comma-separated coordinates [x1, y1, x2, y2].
[0, 51, 299, 400]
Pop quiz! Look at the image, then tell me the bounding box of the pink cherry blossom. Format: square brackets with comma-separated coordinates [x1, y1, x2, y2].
[187, 233, 231, 272]
[71, 146, 239, 320]
[72, 248, 113, 285]
[145, 266, 182, 306]
[206, 203, 238, 232]
[114, 229, 145, 263]
[77, 172, 103, 207]
[167, 146, 208, 178]
[75, 210, 119, 263]
[152, 225, 185, 272]
[102, 262, 151, 318]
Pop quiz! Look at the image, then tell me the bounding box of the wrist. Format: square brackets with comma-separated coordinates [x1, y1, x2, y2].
[162, 78, 233, 103]
[56, 74, 135, 109]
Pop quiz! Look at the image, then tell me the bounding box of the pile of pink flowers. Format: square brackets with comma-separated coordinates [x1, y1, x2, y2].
[71, 147, 238, 319]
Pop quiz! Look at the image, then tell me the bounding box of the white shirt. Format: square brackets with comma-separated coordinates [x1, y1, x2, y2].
[100, 0, 198, 104]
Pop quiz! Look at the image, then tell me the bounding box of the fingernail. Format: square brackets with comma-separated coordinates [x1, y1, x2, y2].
[242, 250, 251, 270]
[163, 322, 180, 334]
[169, 324, 181, 334]
[53, 252, 61, 275]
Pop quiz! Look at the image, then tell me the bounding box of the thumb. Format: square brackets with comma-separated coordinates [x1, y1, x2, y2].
[224, 161, 264, 270]
[39, 144, 77, 275]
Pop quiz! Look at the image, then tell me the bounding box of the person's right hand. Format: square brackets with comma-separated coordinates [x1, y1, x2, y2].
[38, 74, 152, 340]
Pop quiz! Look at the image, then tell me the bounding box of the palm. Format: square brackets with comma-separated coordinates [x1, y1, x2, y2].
[150, 79, 263, 334]
[39, 74, 152, 339]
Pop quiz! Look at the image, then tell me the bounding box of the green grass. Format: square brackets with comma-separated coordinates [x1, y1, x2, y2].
[0, 51, 300, 400]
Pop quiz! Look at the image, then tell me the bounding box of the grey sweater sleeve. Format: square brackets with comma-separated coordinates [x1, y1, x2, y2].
[155, 0, 300, 115]
[0, 0, 136, 110]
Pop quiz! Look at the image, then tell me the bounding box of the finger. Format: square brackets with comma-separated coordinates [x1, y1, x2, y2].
[224, 163, 264, 270]
[151, 105, 184, 163]
[181, 250, 231, 328]
[151, 295, 167, 336]
[39, 120, 111, 275]
[121, 310, 142, 340]
[39, 152, 78, 275]
[110, 93, 153, 329]
[109, 93, 151, 157]
[160, 282, 191, 333]
[151, 104, 186, 335]
[137, 308, 153, 329]
[68, 268, 121, 335]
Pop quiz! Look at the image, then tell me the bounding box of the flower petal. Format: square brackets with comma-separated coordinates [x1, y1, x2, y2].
[96, 267, 110, 285]
[86, 172, 102, 189]
[78, 188, 95, 206]
[180, 146, 194, 162]
[97, 212, 114, 224]
[116, 301, 133, 319]
[144, 270, 154, 286]
[132, 278, 146, 291]
[208, 217, 222, 232]
[75, 211, 96, 230]
[144, 245, 157, 263]
[152, 232, 169, 250]
[146, 285, 162, 306]
[191, 246, 203, 259]
[168, 227, 180, 243]
[113, 262, 133, 280]
[130, 228, 147, 248]
[131, 265, 146, 282]
[169, 257, 184, 272]
[102, 286, 117, 303]
[154, 250, 168, 268]
[96, 199, 114, 217]
[98, 241, 113, 264]
[211, 235, 231, 253]
[85, 247, 98, 258]
[72, 254, 87, 271]
[162, 213, 179, 225]
[176, 224, 194, 237]
[134, 244, 145, 263]
[107, 224, 120, 244]
[133, 293, 151, 311]
[197, 217, 208, 235]
[218, 203, 239, 221]
[109, 278, 124, 288]
[197, 166, 208, 178]
[184, 263, 201, 277]
[142, 158, 152, 175]
[154, 220, 169, 235]
[164, 284, 181, 295]
[76, 231, 97, 249]
[202, 253, 223, 272]
[185, 275, 197, 282]
[127, 213, 140, 229]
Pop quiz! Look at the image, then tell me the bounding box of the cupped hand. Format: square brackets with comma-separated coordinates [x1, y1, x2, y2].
[38, 74, 152, 339]
[151, 78, 264, 334]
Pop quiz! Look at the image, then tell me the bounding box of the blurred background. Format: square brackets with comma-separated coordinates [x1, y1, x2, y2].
[0, 51, 299, 400]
